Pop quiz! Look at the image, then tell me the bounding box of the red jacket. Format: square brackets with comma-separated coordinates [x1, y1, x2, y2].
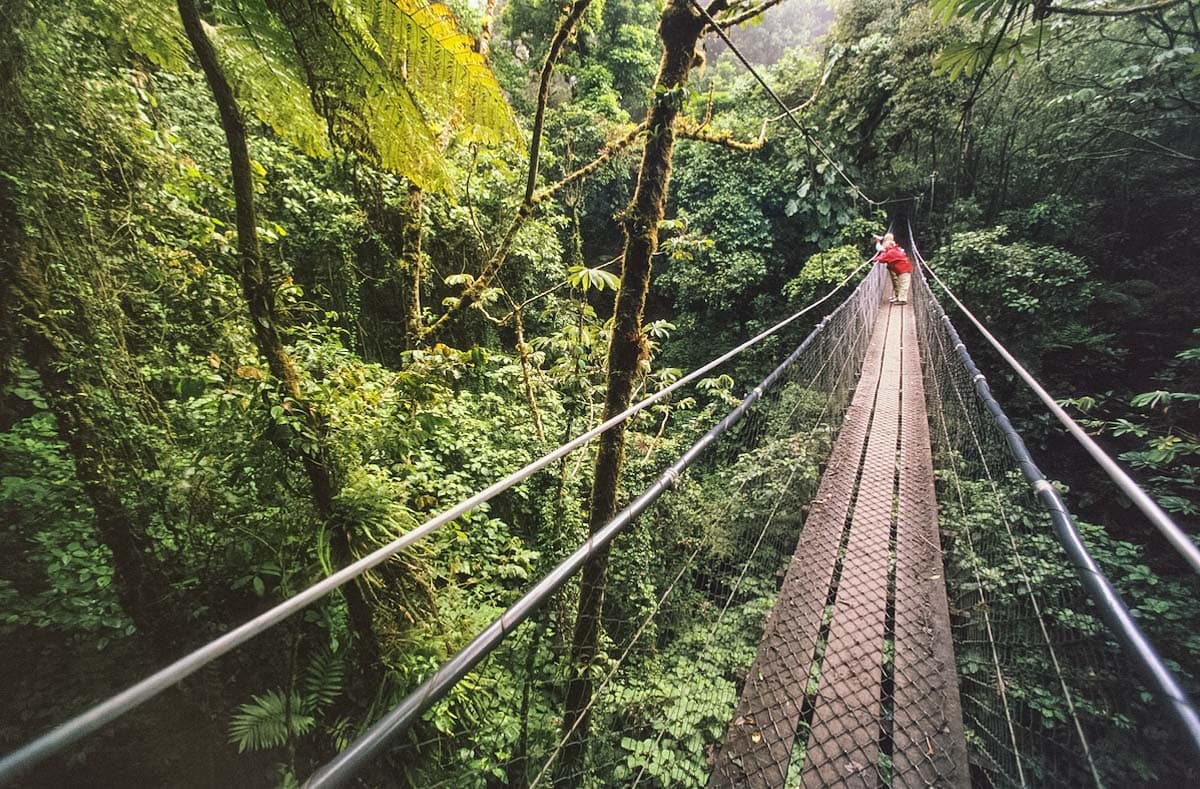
[877, 245, 913, 274]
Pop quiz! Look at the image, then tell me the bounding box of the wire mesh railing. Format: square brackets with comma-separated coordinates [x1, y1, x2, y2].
[911, 261, 1200, 787]
[302, 267, 887, 786]
[11, 227, 1199, 788]
[0, 253, 873, 787]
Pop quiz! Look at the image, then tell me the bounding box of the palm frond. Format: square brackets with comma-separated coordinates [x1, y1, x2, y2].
[301, 646, 346, 712]
[930, 0, 1015, 24]
[935, 31, 1033, 79]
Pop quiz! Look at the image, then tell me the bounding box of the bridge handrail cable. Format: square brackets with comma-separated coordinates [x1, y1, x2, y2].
[909, 223, 1200, 576]
[0, 255, 871, 785]
[908, 222, 1200, 760]
[303, 263, 884, 788]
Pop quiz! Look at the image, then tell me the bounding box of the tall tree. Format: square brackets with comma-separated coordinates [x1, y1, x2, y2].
[556, 0, 736, 779]
[176, 0, 383, 660]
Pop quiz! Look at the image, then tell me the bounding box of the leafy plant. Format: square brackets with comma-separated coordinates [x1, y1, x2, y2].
[229, 690, 317, 752]
[88, 0, 522, 190]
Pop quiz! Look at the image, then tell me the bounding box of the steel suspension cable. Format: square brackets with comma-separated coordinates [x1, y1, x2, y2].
[907, 224, 1200, 761]
[907, 220, 1200, 575]
[303, 267, 880, 788]
[0, 258, 871, 785]
[692, 1, 922, 209]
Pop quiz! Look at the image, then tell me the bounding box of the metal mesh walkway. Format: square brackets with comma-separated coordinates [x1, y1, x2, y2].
[710, 299, 969, 788]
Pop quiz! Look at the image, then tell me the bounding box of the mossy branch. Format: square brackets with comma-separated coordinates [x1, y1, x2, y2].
[419, 123, 647, 340]
[532, 121, 650, 205]
[676, 117, 764, 151]
[1044, 0, 1185, 18]
[525, 0, 593, 205]
[714, 0, 790, 29]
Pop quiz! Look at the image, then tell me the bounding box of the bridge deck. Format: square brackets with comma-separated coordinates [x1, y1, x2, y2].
[709, 299, 970, 788]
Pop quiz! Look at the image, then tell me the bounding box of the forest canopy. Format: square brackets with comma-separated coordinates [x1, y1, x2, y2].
[1, 0, 1197, 785]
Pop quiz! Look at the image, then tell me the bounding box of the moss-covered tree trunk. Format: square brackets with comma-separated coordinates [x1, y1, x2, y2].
[402, 182, 424, 346]
[177, 0, 379, 662]
[0, 2, 184, 654]
[476, 0, 497, 56]
[0, 6, 21, 413]
[355, 173, 424, 361]
[6, 224, 182, 653]
[555, 0, 713, 781]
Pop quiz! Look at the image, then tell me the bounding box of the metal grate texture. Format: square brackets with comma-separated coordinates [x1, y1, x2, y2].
[708, 284, 968, 789]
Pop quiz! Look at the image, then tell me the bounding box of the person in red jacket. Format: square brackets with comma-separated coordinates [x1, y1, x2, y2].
[872, 232, 913, 305]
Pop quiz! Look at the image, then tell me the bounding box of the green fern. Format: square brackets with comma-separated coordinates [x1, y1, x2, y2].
[228, 690, 316, 753]
[266, 0, 523, 191]
[204, 10, 330, 157]
[90, 0, 521, 191]
[376, 0, 522, 147]
[88, 0, 189, 69]
[301, 646, 346, 712]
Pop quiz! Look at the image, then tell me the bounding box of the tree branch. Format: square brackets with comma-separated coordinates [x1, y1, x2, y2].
[524, 0, 592, 205]
[1099, 124, 1200, 161]
[766, 43, 838, 123]
[507, 255, 622, 320]
[715, 0, 789, 29]
[476, 0, 497, 55]
[1046, 0, 1185, 17]
[676, 117, 764, 150]
[417, 0, 595, 343]
[418, 123, 646, 340]
[532, 121, 649, 205]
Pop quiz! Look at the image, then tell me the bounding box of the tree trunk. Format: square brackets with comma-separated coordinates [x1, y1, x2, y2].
[176, 0, 379, 662]
[0, 7, 22, 414]
[354, 170, 421, 362]
[0, 2, 184, 654]
[524, 0, 592, 205]
[402, 182, 424, 347]
[476, 0, 497, 56]
[6, 217, 182, 655]
[555, 1, 709, 782]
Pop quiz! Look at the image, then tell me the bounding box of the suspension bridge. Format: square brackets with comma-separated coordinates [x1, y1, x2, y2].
[2, 228, 1198, 788]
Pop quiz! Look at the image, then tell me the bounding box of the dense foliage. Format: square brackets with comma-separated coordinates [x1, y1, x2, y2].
[1, 0, 1196, 785]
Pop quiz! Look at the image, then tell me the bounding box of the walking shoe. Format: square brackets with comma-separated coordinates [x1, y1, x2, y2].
[896, 300, 907, 305]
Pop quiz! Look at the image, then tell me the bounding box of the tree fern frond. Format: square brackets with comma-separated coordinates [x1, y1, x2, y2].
[204, 10, 331, 157]
[228, 690, 316, 753]
[266, 0, 450, 190]
[362, 79, 451, 190]
[264, 0, 521, 190]
[379, 0, 523, 148]
[328, 0, 384, 58]
[92, 0, 189, 69]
